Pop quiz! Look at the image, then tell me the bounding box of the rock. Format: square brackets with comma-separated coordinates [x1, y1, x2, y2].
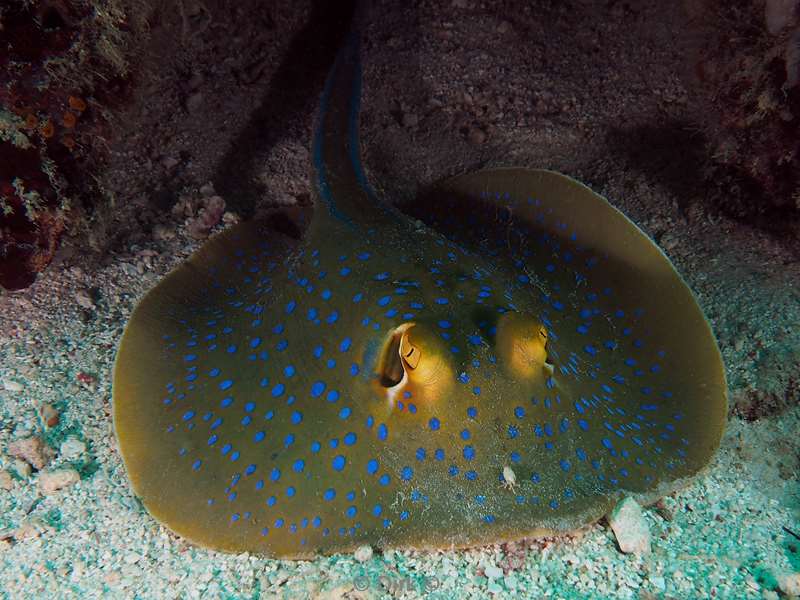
[484, 564, 503, 579]
[186, 91, 204, 113]
[401, 112, 418, 128]
[39, 467, 80, 493]
[13, 458, 31, 479]
[13, 518, 54, 540]
[161, 156, 180, 170]
[8, 436, 53, 470]
[187, 195, 226, 238]
[153, 224, 176, 241]
[778, 572, 800, 597]
[468, 126, 487, 145]
[0, 470, 12, 490]
[60, 436, 86, 460]
[608, 497, 651, 554]
[353, 544, 373, 562]
[39, 402, 60, 428]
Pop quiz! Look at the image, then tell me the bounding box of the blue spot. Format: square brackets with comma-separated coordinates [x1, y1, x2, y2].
[467, 406, 477, 418]
[367, 459, 379, 475]
[270, 468, 281, 482]
[293, 459, 305, 473]
[271, 383, 285, 397]
[379, 474, 391, 486]
[429, 417, 440, 431]
[373, 505, 383, 517]
[416, 447, 426, 461]
[472, 386, 481, 396]
[332, 455, 346, 471]
[327, 389, 340, 403]
[192, 459, 201, 470]
[311, 381, 326, 397]
[321, 289, 332, 300]
[460, 429, 471, 440]
[182, 410, 195, 422]
[284, 365, 296, 377]
[377, 295, 391, 306]
[219, 379, 233, 391]
[378, 423, 388, 440]
[352, 292, 363, 303]
[401, 466, 413, 481]
[324, 488, 336, 501]
[435, 448, 445, 461]
[463, 446, 475, 460]
[339, 337, 352, 352]
[254, 431, 265, 443]
[339, 406, 352, 420]
[327, 311, 339, 324]
[435, 297, 449, 305]
[311, 441, 321, 453]
[291, 411, 303, 424]
[286, 300, 296, 314]
[514, 406, 525, 419]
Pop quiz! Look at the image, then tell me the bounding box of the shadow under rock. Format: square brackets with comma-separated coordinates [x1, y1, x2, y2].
[212, 0, 357, 217]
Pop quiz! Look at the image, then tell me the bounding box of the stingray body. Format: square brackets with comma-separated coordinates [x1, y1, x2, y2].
[113, 30, 727, 558]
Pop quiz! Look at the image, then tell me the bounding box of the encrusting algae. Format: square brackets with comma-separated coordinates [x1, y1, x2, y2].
[112, 24, 727, 559]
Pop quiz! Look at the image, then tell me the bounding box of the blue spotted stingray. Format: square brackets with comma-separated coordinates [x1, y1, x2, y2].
[112, 31, 727, 558]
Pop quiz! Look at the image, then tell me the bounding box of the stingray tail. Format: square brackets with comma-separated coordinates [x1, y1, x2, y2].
[311, 4, 397, 233]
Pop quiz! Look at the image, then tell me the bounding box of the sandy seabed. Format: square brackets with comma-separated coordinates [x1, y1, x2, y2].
[1, 1, 799, 598]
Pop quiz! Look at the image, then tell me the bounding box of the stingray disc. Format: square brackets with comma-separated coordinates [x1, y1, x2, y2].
[113, 168, 727, 558]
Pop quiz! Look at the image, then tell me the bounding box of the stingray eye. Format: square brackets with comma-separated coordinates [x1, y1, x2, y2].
[496, 312, 551, 379]
[378, 323, 452, 400]
[399, 330, 421, 369]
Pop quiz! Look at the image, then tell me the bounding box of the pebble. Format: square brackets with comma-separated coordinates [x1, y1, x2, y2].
[778, 572, 800, 597]
[74, 289, 94, 310]
[60, 437, 87, 461]
[39, 402, 60, 429]
[2, 379, 23, 392]
[39, 468, 80, 493]
[8, 436, 53, 470]
[353, 544, 373, 562]
[608, 497, 651, 554]
[0, 470, 12, 490]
